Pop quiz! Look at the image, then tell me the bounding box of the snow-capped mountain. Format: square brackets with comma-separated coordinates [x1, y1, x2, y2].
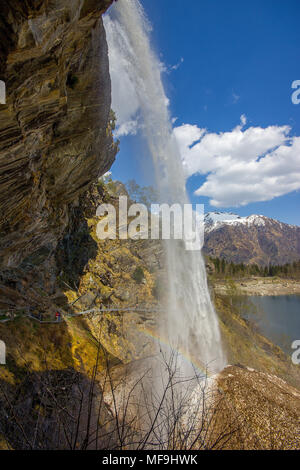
[204, 212, 269, 232]
[203, 212, 300, 265]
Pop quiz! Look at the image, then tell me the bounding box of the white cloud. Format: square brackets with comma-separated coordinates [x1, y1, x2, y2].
[173, 116, 300, 207]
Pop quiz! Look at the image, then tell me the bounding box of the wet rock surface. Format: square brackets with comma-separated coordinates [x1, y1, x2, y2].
[0, 0, 116, 268]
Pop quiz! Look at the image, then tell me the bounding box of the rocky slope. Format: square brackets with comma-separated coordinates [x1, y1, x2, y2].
[56, 182, 164, 363]
[204, 212, 300, 265]
[215, 365, 300, 449]
[98, 359, 300, 450]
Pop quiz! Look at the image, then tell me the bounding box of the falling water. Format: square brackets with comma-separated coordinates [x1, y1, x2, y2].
[104, 0, 226, 377]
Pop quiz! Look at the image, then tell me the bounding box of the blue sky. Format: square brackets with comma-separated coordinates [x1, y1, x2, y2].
[108, 0, 300, 225]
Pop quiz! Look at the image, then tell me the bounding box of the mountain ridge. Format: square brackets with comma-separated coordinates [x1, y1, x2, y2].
[204, 211, 299, 231]
[203, 211, 300, 265]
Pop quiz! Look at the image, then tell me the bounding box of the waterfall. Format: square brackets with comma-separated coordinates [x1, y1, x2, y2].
[104, 0, 226, 377]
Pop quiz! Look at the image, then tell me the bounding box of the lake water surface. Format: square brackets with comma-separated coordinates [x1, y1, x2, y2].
[244, 295, 300, 355]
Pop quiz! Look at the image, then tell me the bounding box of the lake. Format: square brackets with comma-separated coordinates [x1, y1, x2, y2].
[243, 295, 300, 355]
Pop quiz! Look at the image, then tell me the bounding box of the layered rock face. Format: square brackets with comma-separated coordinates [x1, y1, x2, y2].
[0, 0, 117, 268]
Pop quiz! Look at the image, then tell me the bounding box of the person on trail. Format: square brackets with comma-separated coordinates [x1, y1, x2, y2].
[55, 311, 61, 322]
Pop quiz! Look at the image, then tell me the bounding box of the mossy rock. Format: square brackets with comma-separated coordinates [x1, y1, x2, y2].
[132, 267, 144, 284]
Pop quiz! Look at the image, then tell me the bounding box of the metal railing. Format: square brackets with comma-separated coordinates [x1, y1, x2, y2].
[0, 304, 162, 324]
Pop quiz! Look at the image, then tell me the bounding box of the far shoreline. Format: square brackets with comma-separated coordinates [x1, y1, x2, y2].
[212, 277, 300, 297]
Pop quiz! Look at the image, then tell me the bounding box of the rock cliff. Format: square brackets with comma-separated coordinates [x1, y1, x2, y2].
[0, 0, 117, 268]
